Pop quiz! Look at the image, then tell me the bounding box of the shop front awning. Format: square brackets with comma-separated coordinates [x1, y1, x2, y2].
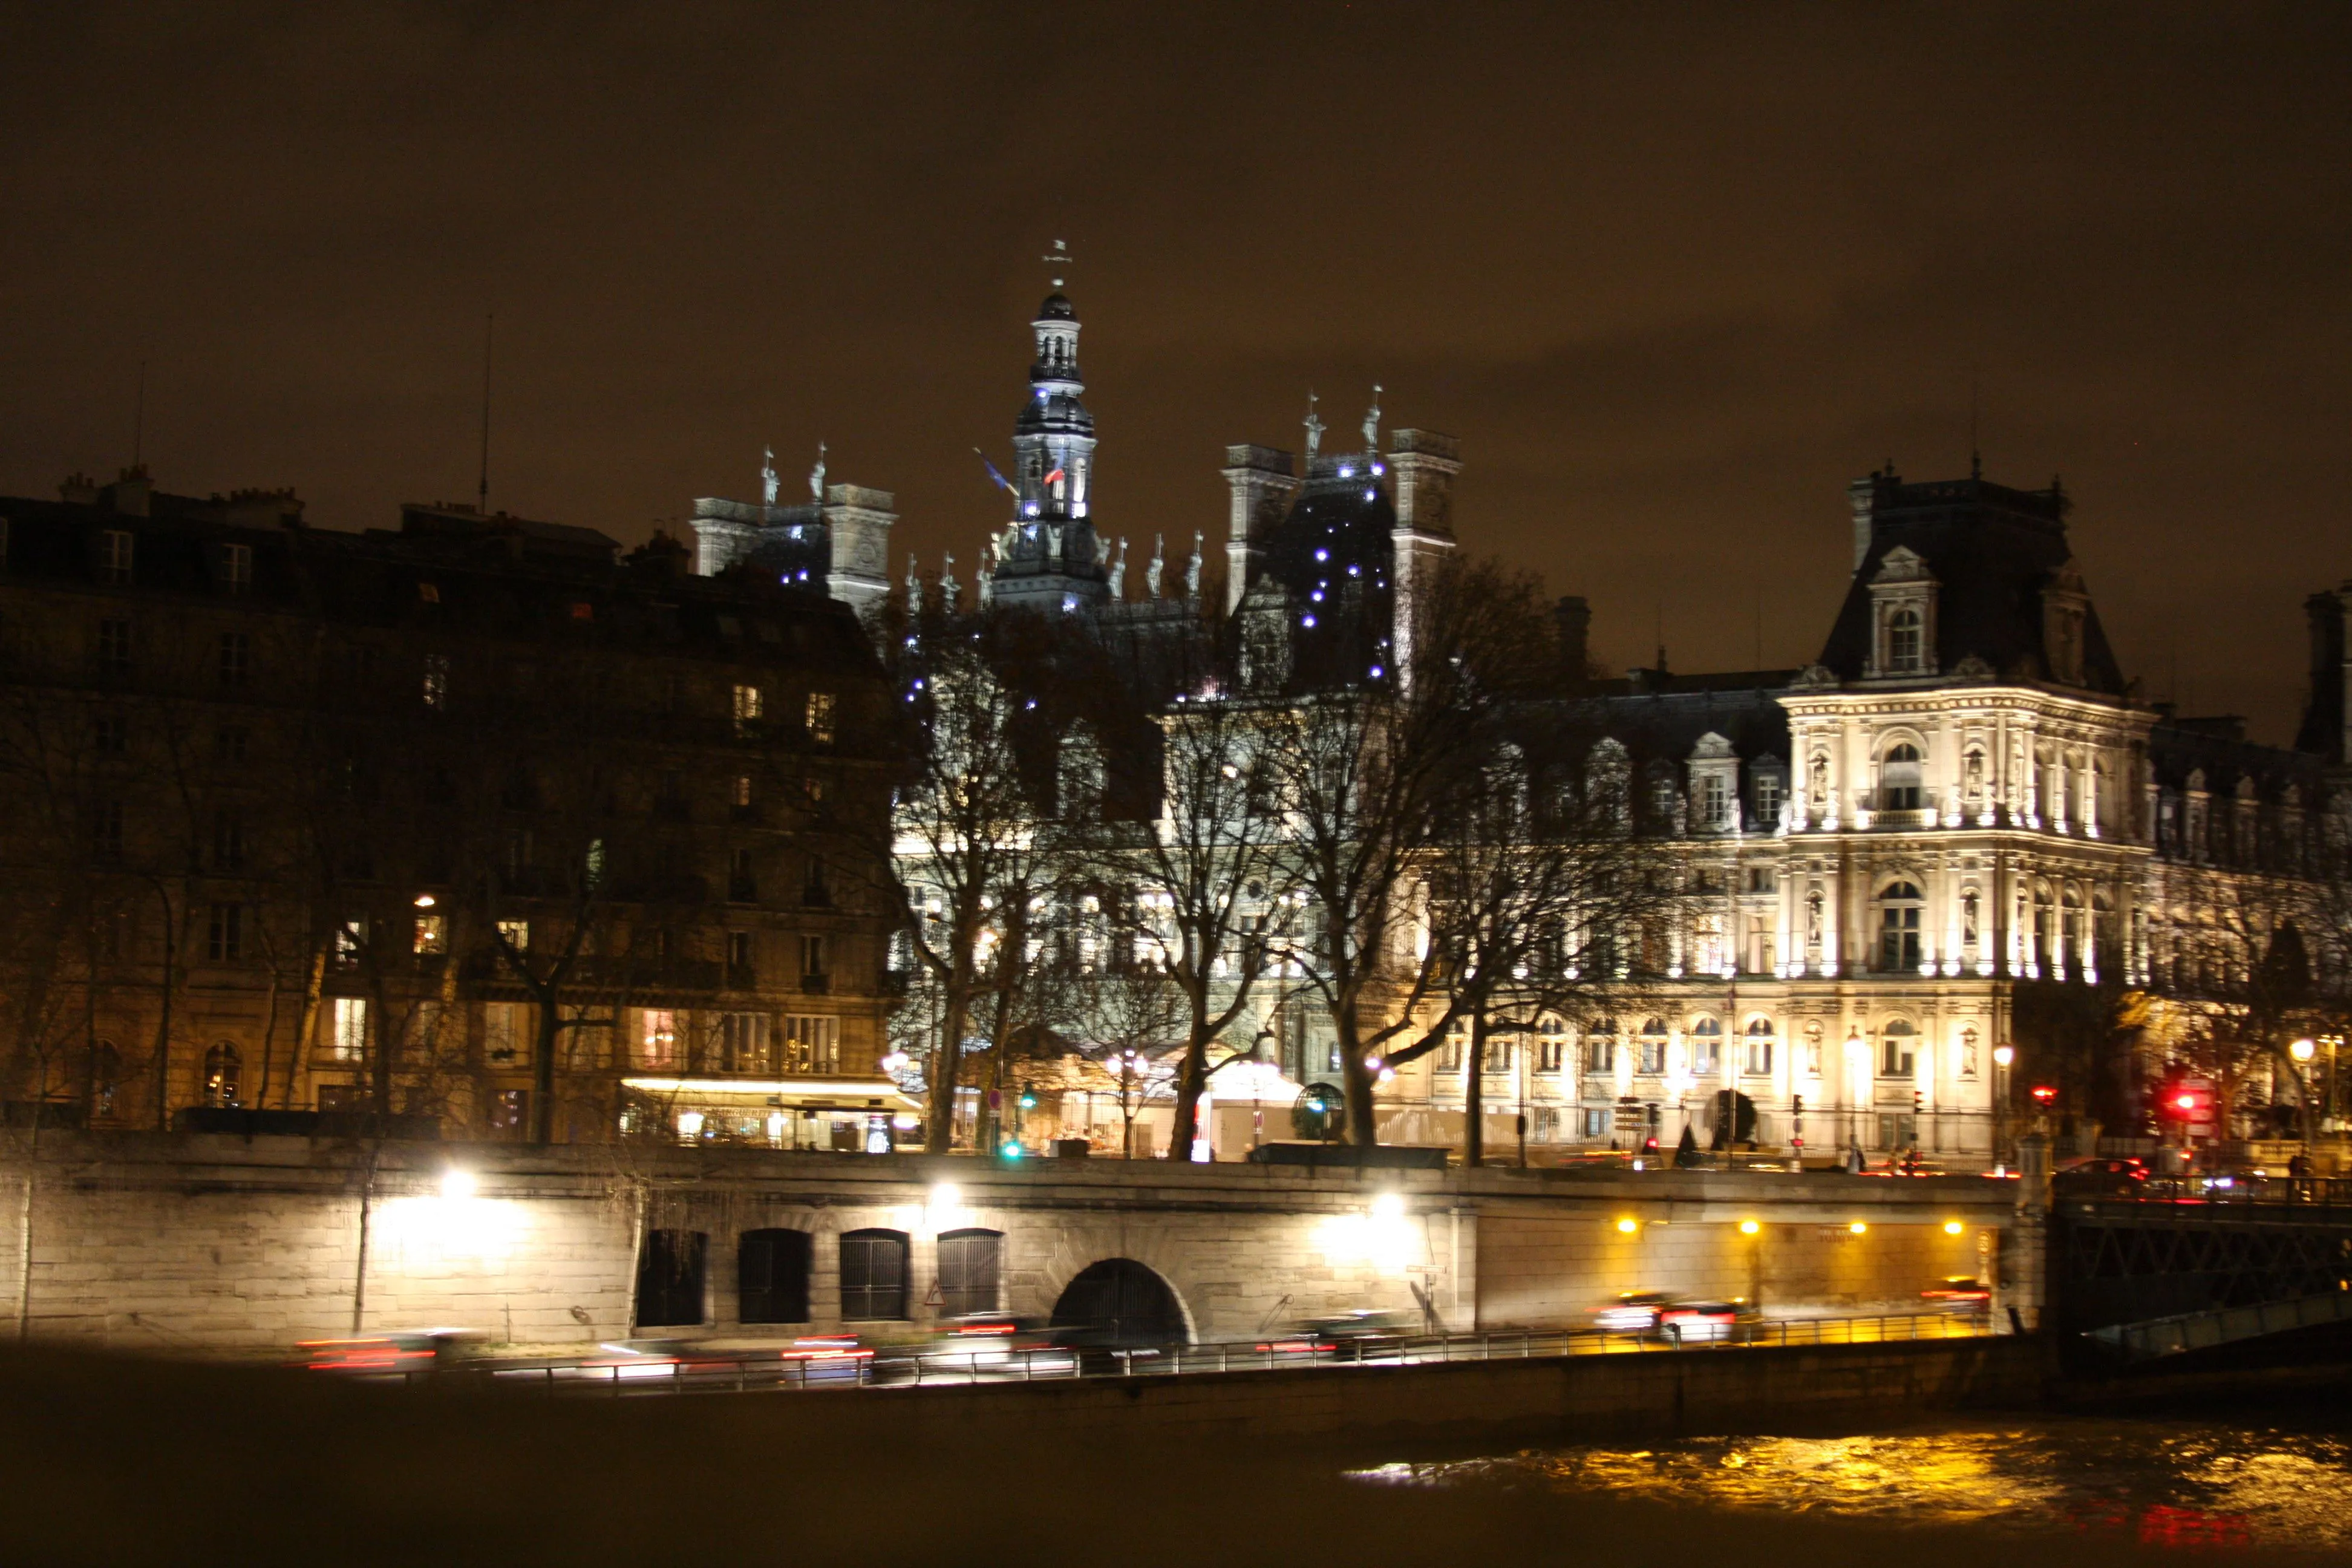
[619, 1077, 922, 1114]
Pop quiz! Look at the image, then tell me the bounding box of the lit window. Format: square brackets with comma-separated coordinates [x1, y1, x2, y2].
[1880, 1019, 1918, 1077]
[219, 543, 252, 593]
[783, 1014, 840, 1074]
[331, 998, 368, 1062]
[421, 653, 449, 709]
[413, 913, 446, 955]
[805, 691, 836, 744]
[732, 683, 765, 735]
[637, 1009, 679, 1068]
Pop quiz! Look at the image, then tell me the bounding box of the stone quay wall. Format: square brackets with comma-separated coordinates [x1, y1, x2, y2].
[0, 1134, 2019, 1356]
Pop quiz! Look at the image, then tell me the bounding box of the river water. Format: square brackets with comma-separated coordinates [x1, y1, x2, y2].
[1359, 1414, 2352, 1554]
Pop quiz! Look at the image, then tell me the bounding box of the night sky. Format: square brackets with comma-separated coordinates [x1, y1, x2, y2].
[5, 4, 2347, 740]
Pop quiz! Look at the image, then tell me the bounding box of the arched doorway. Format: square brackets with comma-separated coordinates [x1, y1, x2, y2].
[1050, 1259, 1186, 1348]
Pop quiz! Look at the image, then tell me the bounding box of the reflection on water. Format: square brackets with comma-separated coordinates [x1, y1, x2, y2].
[1362, 1418, 2352, 1552]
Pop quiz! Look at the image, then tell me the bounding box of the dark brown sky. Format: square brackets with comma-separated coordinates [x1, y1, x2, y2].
[5, 3, 2347, 739]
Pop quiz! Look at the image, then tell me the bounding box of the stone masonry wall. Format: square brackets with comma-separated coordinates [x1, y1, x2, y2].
[0, 1134, 2016, 1354]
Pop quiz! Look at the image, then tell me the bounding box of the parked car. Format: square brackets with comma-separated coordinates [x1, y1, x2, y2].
[1921, 1276, 1993, 1313]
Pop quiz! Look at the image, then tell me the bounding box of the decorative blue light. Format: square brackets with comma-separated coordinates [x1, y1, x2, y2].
[1363, 489, 1376, 502]
[1370, 664, 1385, 679]
[1338, 465, 1354, 478]
[1310, 590, 1324, 603]
[1314, 548, 1328, 561]
[1372, 462, 1385, 475]
[1301, 613, 1318, 629]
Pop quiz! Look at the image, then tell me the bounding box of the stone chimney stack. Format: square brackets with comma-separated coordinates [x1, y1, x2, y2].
[2296, 580, 2352, 765]
[1847, 473, 1878, 570]
[1388, 428, 1461, 537]
[1387, 430, 1462, 694]
[1555, 595, 1593, 684]
[820, 482, 896, 622]
[1219, 444, 1298, 615]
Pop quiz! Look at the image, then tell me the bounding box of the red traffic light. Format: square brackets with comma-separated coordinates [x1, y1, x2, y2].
[2030, 1085, 2057, 1105]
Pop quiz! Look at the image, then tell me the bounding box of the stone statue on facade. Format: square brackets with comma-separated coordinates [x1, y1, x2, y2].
[1146, 534, 1165, 598]
[1303, 391, 1324, 460]
[904, 553, 921, 612]
[1108, 537, 1127, 600]
[1186, 531, 1203, 598]
[939, 552, 957, 607]
[1362, 384, 1382, 452]
[809, 441, 827, 503]
[761, 446, 779, 509]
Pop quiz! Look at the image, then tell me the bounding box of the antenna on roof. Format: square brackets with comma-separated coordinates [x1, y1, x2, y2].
[131, 359, 148, 471]
[477, 312, 494, 514]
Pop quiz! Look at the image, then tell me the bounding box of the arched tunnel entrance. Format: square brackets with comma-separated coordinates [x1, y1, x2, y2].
[1050, 1258, 1187, 1348]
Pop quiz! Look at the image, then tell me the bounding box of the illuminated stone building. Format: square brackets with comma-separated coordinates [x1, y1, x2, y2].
[0, 472, 901, 1145]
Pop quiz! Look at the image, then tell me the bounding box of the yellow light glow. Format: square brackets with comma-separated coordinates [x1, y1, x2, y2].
[1849, 1221, 1868, 1235]
[1739, 1219, 1760, 1235]
[1616, 1218, 1639, 1234]
[1943, 1220, 1964, 1236]
[1371, 1192, 1404, 1221]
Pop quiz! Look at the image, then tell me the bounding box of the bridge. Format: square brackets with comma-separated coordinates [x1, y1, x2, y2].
[2047, 1171, 2352, 1367]
[1, 1132, 2012, 1355]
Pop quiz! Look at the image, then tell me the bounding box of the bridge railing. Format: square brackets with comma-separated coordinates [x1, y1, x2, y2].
[2074, 1174, 2352, 1210]
[378, 1310, 1998, 1397]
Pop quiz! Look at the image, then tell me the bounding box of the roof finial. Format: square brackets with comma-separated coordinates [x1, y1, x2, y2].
[1362, 383, 1382, 452]
[1303, 390, 1324, 460]
[1043, 237, 1072, 290]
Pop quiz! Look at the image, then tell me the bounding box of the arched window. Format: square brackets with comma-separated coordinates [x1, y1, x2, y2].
[936, 1229, 1003, 1318]
[1880, 743, 1923, 811]
[737, 1228, 811, 1325]
[1742, 1018, 1775, 1076]
[1636, 1018, 1667, 1076]
[201, 1042, 241, 1108]
[1880, 1019, 1917, 1077]
[1877, 881, 1924, 972]
[1688, 1016, 1722, 1075]
[2061, 886, 2086, 978]
[839, 1228, 910, 1320]
[1887, 607, 1923, 672]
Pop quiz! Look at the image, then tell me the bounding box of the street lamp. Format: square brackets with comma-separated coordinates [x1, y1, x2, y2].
[1991, 1044, 2015, 1171]
[1844, 1027, 1867, 1167]
[2291, 1039, 2318, 1145]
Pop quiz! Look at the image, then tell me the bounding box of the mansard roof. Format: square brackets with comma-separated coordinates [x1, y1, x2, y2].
[1818, 469, 2129, 695]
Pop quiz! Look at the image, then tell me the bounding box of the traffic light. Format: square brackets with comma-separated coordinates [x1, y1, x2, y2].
[2030, 1084, 2057, 1107]
[1017, 1088, 1037, 1110]
[1912, 1091, 1924, 1116]
[1791, 1094, 1803, 1119]
[2158, 1074, 2215, 1129]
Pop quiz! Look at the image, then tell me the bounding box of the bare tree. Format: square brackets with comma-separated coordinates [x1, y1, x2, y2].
[1255, 558, 1579, 1147]
[1075, 681, 1300, 1159]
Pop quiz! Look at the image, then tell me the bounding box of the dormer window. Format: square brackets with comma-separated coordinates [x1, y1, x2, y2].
[1887, 607, 1922, 671]
[1865, 545, 1938, 679]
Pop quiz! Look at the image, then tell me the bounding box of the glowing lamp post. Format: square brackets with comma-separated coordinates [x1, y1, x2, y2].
[2291, 1039, 2318, 1145]
[1991, 1044, 2015, 1170]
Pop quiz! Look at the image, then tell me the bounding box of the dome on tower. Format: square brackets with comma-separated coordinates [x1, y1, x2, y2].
[1036, 291, 1077, 321]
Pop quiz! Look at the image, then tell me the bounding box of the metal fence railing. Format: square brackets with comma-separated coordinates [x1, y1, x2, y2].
[2074, 1174, 2352, 1210]
[366, 1310, 1999, 1397]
